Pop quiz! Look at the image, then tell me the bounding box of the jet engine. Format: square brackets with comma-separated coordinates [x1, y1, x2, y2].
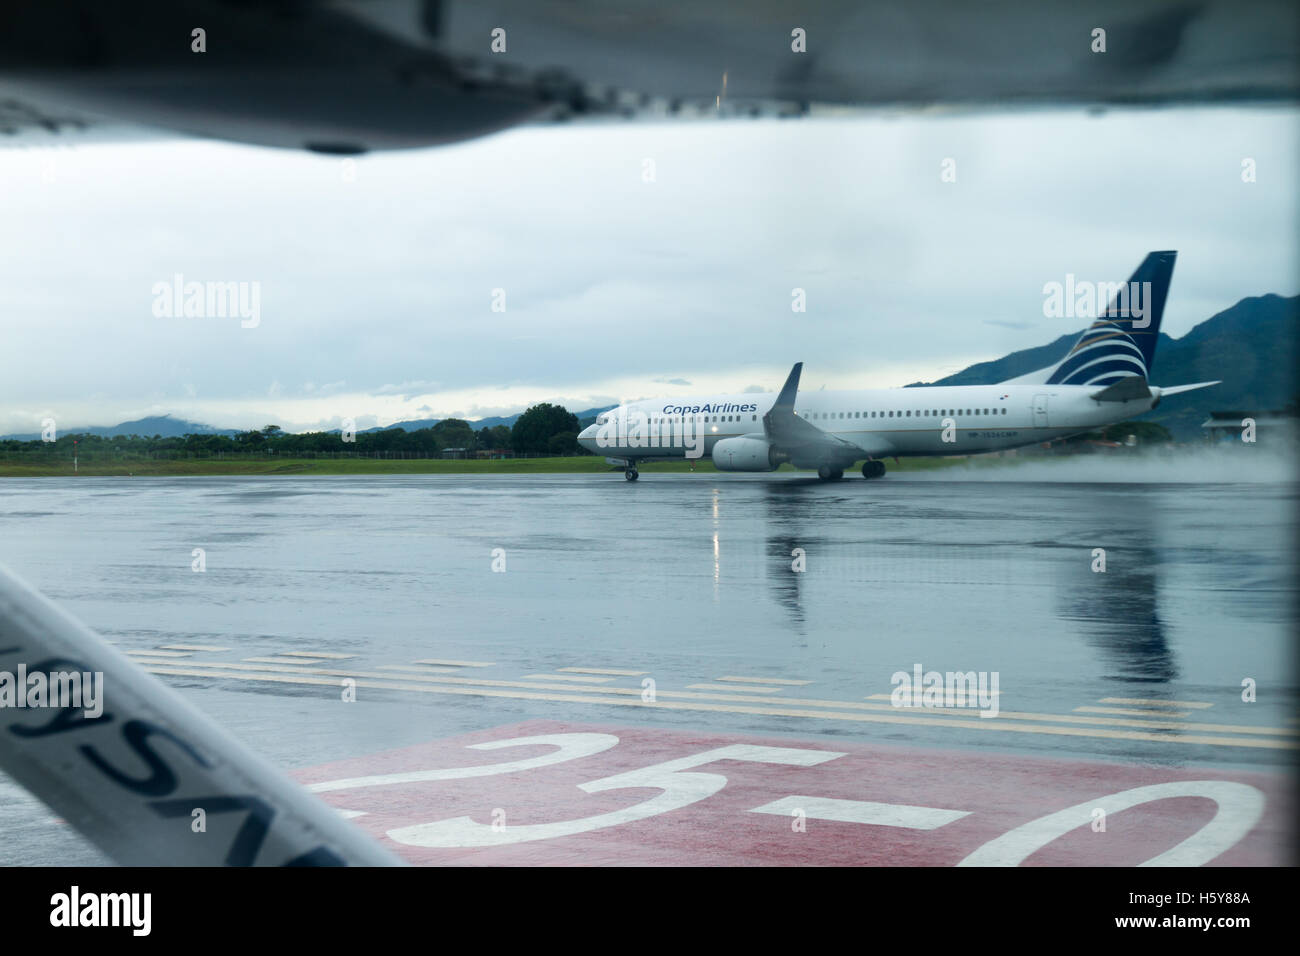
[711, 436, 783, 471]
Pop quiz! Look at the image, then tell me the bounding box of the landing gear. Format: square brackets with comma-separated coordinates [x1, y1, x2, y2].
[817, 465, 844, 481]
[624, 465, 639, 482]
[862, 460, 886, 479]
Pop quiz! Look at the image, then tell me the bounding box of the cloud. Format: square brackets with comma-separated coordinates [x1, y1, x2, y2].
[0, 109, 1295, 434]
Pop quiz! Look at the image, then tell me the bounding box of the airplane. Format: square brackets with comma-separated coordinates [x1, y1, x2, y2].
[577, 250, 1219, 481]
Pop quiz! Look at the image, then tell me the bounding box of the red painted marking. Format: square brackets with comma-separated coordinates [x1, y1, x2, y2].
[292, 721, 1292, 866]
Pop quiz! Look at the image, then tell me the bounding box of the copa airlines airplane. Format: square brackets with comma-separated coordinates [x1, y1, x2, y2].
[577, 251, 1219, 481]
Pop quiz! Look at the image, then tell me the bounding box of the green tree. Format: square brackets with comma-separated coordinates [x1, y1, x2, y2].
[547, 431, 578, 456]
[512, 403, 579, 454]
[431, 418, 476, 450]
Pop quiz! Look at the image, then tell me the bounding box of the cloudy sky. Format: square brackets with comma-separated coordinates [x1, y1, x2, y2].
[1, 106, 1296, 434]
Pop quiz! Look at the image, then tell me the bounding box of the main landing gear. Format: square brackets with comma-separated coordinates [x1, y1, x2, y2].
[862, 460, 886, 479]
[624, 464, 639, 482]
[817, 465, 844, 481]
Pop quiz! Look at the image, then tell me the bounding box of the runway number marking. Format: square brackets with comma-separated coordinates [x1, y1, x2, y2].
[956, 780, 1265, 867]
[385, 740, 845, 847]
[751, 796, 969, 830]
[306, 733, 618, 795]
[302, 730, 1274, 864]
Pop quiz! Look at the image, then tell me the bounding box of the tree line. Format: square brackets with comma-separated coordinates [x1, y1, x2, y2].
[1, 403, 592, 460]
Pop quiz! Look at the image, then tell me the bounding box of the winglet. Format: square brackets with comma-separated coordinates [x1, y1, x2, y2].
[772, 362, 803, 411]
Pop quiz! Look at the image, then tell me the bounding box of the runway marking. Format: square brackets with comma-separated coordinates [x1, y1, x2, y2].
[559, 667, 647, 676]
[277, 651, 356, 660]
[1102, 697, 1213, 710]
[1077, 706, 1191, 718]
[136, 658, 1296, 738]
[138, 659, 1297, 738]
[294, 723, 1288, 866]
[522, 674, 614, 684]
[415, 658, 494, 668]
[160, 644, 230, 652]
[306, 733, 619, 792]
[717, 676, 812, 686]
[242, 656, 312, 665]
[381, 742, 844, 848]
[138, 663, 1296, 750]
[376, 664, 461, 674]
[690, 683, 782, 694]
[122, 649, 192, 658]
[867, 691, 1002, 700]
[751, 796, 970, 830]
[956, 780, 1265, 867]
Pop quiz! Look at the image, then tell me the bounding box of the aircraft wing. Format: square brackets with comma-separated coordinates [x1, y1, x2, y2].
[763, 363, 867, 464]
[1, 0, 1296, 153]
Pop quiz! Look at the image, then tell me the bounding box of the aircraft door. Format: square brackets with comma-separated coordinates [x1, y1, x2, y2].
[1033, 393, 1049, 428]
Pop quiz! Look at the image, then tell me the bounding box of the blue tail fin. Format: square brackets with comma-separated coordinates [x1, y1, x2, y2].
[1044, 251, 1176, 386]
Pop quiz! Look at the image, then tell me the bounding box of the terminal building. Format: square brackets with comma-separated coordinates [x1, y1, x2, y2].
[1201, 410, 1299, 444]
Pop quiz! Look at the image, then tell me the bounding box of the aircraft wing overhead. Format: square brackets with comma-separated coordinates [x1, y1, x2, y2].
[1, 0, 1295, 152]
[763, 363, 866, 458]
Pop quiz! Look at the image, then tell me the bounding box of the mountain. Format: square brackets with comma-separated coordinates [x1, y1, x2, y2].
[0, 415, 240, 442]
[906, 294, 1298, 441]
[358, 406, 615, 434]
[2, 408, 618, 441]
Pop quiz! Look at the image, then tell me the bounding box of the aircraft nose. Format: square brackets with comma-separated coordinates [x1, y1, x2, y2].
[578, 423, 598, 450]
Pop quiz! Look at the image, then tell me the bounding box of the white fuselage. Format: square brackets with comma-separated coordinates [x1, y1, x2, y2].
[578, 383, 1159, 462]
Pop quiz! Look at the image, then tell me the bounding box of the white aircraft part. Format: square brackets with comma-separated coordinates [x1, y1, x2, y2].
[0, 564, 401, 866]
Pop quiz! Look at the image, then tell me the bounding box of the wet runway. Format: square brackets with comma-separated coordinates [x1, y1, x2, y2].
[1, 466, 1296, 865]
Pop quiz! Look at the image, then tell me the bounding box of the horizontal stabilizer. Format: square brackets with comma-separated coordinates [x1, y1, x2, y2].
[1158, 381, 1221, 397]
[1089, 377, 1151, 402]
